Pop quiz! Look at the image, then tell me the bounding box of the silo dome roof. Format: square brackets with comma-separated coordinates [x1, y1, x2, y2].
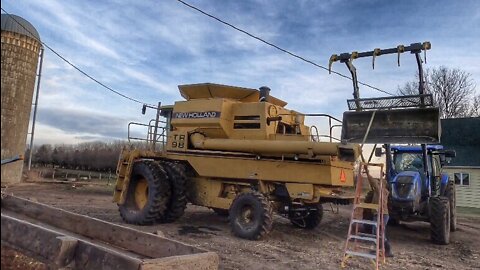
[1, 13, 40, 41]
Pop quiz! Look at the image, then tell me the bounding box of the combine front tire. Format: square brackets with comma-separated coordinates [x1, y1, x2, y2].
[229, 192, 273, 240]
[119, 161, 171, 225]
[429, 196, 451, 245]
[444, 181, 457, 232]
[159, 161, 188, 223]
[290, 204, 323, 229]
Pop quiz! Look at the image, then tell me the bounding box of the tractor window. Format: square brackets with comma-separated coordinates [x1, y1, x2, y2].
[394, 153, 424, 173]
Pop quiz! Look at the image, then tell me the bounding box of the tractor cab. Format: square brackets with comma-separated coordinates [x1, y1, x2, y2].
[384, 145, 455, 221]
[389, 145, 443, 201]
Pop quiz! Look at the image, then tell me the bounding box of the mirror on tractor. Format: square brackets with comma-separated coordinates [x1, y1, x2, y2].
[440, 150, 456, 165]
[444, 150, 456, 158]
[375, 147, 383, 157]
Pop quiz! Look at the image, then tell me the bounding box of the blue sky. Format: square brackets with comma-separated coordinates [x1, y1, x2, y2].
[2, 0, 479, 145]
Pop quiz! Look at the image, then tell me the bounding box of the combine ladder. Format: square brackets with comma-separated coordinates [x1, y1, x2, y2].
[341, 162, 386, 270]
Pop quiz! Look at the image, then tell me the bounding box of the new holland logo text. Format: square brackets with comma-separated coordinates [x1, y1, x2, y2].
[173, 111, 221, 119]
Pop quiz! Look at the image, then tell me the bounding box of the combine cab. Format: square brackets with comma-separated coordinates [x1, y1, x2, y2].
[113, 83, 360, 240]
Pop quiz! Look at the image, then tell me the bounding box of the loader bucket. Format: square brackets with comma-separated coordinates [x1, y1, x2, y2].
[341, 107, 441, 144]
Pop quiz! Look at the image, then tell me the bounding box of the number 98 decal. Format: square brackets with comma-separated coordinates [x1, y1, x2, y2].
[172, 135, 185, 148]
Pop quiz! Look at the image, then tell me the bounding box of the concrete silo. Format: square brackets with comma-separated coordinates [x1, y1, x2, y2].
[1, 14, 42, 185]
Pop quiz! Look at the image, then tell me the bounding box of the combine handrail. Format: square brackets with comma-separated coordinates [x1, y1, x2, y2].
[280, 113, 342, 142]
[127, 121, 166, 150]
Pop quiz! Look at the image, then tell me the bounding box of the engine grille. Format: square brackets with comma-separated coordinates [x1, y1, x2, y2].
[395, 176, 414, 198]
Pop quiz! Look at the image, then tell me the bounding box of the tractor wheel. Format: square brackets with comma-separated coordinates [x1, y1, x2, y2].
[290, 204, 323, 229]
[229, 192, 273, 240]
[119, 161, 171, 225]
[444, 181, 457, 232]
[212, 208, 229, 216]
[158, 161, 188, 223]
[429, 196, 451, 245]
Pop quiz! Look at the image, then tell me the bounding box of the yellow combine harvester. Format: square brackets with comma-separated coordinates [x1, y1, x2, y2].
[113, 83, 359, 240]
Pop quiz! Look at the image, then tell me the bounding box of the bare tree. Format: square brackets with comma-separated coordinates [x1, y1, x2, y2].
[470, 94, 480, 117]
[398, 66, 477, 118]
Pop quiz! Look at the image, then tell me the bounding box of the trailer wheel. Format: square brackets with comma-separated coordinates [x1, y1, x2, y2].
[289, 204, 323, 229]
[119, 161, 171, 225]
[158, 161, 188, 223]
[429, 196, 450, 245]
[229, 192, 273, 240]
[444, 181, 457, 232]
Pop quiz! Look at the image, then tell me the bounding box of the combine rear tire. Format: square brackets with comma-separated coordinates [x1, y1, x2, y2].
[229, 192, 273, 240]
[290, 204, 323, 229]
[429, 196, 450, 245]
[444, 181, 457, 232]
[159, 161, 188, 223]
[119, 161, 171, 225]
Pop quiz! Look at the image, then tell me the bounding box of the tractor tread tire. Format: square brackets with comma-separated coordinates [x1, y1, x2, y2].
[159, 161, 188, 223]
[229, 191, 273, 240]
[444, 181, 457, 232]
[119, 160, 171, 225]
[430, 196, 450, 245]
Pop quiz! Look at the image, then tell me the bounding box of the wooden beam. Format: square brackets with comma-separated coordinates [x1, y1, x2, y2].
[1, 214, 77, 268]
[1, 194, 200, 258]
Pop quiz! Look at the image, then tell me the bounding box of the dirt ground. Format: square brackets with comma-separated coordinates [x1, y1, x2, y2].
[2, 182, 479, 270]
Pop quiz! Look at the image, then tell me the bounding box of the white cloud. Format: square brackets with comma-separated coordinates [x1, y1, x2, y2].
[2, 0, 479, 145]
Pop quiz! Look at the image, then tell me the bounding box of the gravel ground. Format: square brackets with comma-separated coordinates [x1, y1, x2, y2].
[2, 182, 479, 270]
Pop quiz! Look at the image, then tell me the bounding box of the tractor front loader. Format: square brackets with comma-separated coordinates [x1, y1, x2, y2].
[113, 83, 360, 240]
[331, 42, 456, 244]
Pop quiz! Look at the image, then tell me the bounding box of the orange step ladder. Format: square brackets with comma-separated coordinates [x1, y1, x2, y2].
[341, 162, 386, 270]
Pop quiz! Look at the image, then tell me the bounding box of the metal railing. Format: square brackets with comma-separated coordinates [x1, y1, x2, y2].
[127, 119, 167, 151]
[280, 113, 343, 142]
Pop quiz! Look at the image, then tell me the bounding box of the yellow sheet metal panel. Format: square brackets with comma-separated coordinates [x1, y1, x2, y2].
[168, 153, 354, 187]
[178, 83, 287, 107]
[285, 183, 314, 200]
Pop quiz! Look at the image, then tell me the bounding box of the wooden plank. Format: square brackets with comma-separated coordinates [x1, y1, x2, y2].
[53, 236, 78, 267]
[1, 195, 202, 258]
[74, 241, 142, 270]
[1, 214, 77, 268]
[141, 252, 219, 270]
[1, 212, 144, 270]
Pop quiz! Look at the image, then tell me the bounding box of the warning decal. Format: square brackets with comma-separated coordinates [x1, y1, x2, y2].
[340, 169, 346, 182]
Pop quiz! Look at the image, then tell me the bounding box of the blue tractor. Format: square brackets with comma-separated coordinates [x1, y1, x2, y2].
[376, 145, 456, 244]
[331, 42, 457, 245]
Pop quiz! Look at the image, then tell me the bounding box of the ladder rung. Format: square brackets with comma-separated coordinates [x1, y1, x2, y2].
[357, 232, 377, 238]
[355, 203, 379, 210]
[348, 235, 377, 243]
[352, 219, 377, 226]
[345, 250, 377, 260]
